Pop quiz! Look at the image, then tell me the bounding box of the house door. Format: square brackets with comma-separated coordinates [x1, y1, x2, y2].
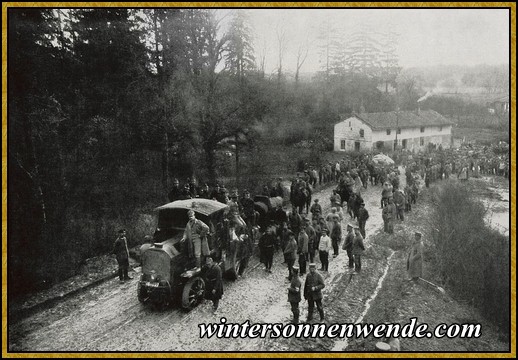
[402, 139, 407, 149]
[355, 141, 361, 151]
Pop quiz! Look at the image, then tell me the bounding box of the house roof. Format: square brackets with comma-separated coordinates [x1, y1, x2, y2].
[346, 110, 455, 130]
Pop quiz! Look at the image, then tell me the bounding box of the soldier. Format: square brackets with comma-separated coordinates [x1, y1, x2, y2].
[357, 202, 369, 238]
[304, 263, 325, 322]
[287, 265, 302, 324]
[188, 177, 198, 198]
[342, 224, 354, 269]
[210, 184, 221, 201]
[310, 199, 322, 221]
[283, 231, 298, 280]
[330, 217, 342, 258]
[305, 218, 317, 263]
[330, 189, 342, 208]
[404, 184, 413, 212]
[259, 222, 276, 273]
[325, 207, 340, 233]
[240, 190, 256, 229]
[203, 254, 223, 315]
[167, 178, 181, 202]
[318, 228, 332, 271]
[352, 227, 365, 272]
[112, 229, 132, 283]
[381, 181, 393, 209]
[181, 210, 210, 270]
[199, 183, 210, 199]
[298, 224, 309, 275]
[178, 183, 192, 200]
[288, 207, 303, 239]
[407, 231, 424, 281]
[382, 198, 397, 234]
[217, 186, 228, 204]
[393, 189, 405, 221]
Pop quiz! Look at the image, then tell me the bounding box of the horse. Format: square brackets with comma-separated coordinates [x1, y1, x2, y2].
[290, 186, 309, 214]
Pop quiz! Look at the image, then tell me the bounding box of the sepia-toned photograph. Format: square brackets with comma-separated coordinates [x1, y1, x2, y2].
[4, 3, 514, 356]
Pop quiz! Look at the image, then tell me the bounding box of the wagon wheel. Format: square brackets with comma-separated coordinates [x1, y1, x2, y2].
[181, 276, 205, 310]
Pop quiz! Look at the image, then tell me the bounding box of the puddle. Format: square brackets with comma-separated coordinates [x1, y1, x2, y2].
[331, 250, 395, 352]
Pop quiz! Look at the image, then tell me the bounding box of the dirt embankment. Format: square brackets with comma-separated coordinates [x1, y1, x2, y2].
[346, 177, 510, 352]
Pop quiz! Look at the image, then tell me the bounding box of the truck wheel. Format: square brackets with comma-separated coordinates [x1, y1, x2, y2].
[181, 276, 205, 310]
[137, 283, 148, 304]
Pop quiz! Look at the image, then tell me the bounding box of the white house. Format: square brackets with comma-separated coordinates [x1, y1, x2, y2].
[334, 109, 454, 152]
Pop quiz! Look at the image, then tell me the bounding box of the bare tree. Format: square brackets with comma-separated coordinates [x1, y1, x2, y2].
[295, 39, 309, 85]
[276, 22, 288, 84]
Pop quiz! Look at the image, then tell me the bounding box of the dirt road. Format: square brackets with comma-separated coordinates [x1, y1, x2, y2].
[9, 179, 391, 352]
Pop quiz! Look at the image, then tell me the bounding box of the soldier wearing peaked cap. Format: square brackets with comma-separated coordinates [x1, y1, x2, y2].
[304, 263, 325, 322]
[287, 265, 301, 324]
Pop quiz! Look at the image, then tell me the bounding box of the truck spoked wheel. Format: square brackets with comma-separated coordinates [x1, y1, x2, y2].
[137, 282, 148, 304]
[182, 276, 205, 310]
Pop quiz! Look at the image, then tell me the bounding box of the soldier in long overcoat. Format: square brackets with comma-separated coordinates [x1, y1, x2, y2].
[352, 227, 365, 272]
[287, 265, 302, 324]
[304, 263, 325, 322]
[283, 231, 298, 280]
[407, 232, 424, 281]
[382, 198, 397, 234]
[342, 224, 354, 269]
[113, 229, 132, 282]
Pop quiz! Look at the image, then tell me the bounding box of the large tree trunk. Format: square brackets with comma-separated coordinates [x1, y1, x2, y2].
[162, 132, 169, 191]
[235, 134, 240, 189]
[204, 143, 217, 184]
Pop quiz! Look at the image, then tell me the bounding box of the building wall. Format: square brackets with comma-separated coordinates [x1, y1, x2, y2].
[334, 117, 373, 152]
[334, 116, 452, 152]
[372, 125, 452, 151]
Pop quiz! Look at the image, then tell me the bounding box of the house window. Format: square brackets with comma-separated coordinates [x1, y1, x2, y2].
[386, 129, 391, 135]
[420, 137, 424, 146]
[340, 140, 346, 150]
[359, 129, 364, 138]
[397, 128, 401, 134]
[420, 126, 425, 133]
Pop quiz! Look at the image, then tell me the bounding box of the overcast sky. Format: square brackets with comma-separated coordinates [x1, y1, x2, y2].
[217, 8, 509, 75]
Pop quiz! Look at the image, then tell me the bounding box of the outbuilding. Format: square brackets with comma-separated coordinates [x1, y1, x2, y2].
[334, 109, 454, 152]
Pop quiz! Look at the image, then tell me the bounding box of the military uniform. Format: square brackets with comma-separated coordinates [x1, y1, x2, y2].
[287, 267, 302, 324]
[304, 265, 325, 321]
[112, 231, 131, 282]
[382, 202, 397, 234]
[203, 260, 223, 312]
[352, 230, 365, 272]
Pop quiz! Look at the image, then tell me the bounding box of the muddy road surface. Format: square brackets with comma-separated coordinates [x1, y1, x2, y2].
[10, 178, 390, 352]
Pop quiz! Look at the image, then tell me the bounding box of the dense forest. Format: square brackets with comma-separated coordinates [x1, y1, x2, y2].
[7, 8, 508, 296]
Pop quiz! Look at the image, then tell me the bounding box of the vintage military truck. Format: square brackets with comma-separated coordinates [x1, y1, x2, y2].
[138, 199, 249, 310]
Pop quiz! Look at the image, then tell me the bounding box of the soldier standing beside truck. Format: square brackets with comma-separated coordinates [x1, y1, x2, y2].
[112, 229, 132, 283]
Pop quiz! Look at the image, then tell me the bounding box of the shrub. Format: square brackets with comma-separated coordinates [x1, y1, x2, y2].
[430, 181, 509, 333]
